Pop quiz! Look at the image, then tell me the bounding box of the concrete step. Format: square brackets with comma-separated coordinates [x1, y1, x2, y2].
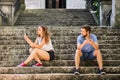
[1, 26, 120, 30]
[0, 74, 119, 80]
[0, 54, 120, 61]
[0, 28, 120, 36]
[0, 66, 119, 74]
[0, 35, 120, 41]
[0, 60, 119, 67]
[0, 40, 120, 45]
[0, 49, 120, 55]
[0, 0, 15, 2]
[15, 9, 97, 26]
[0, 26, 119, 31]
[0, 44, 120, 50]
[0, 29, 119, 37]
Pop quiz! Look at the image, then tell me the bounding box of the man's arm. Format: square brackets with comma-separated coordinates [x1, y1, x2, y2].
[77, 40, 87, 50]
[88, 39, 99, 50]
[77, 39, 99, 50]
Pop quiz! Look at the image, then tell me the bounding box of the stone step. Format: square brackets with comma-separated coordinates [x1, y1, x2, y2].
[0, 26, 119, 31]
[0, 49, 120, 55]
[0, 40, 120, 45]
[0, 74, 119, 80]
[0, 60, 119, 67]
[0, 28, 120, 36]
[16, 21, 97, 26]
[0, 66, 119, 74]
[0, 0, 15, 2]
[0, 35, 120, 41]
[1, 26, 120, 30]
[0, 30, 120, 37]
[0, 54, 119, 61]
[0, 44, 120, 50]
[15, 9, 97, 26]
[0, 29, 120, 35]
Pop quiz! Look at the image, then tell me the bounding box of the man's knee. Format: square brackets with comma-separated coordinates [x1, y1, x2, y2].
[94, 49, 101, 56]
[76, 49, 82, 57]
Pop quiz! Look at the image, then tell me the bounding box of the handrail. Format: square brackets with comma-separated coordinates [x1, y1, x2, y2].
[0, 9, 8, 18]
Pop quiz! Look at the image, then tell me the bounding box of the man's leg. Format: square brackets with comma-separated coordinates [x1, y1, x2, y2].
[93, 49, 106, 74]
[93, 49, 103, 70]
[75, 49, 82, 69]
[74, 49, 83, 75]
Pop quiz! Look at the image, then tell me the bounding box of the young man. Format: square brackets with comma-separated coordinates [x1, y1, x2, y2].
[74, 25, 106, 75]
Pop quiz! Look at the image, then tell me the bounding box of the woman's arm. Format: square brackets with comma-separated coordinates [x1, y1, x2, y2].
[24, 35, 45, 49]
[34, 37, 38, 44]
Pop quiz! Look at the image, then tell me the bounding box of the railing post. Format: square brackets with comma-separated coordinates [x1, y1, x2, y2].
[11, 4, 15, 25]
[99, 2, 102, 27]
[0, 15, 2, 25]
[111, 0, 115, 28]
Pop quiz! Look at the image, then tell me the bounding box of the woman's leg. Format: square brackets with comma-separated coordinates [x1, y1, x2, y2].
[29, 48, 41, 63]
[29, 48, 33, 53]
[24, 48, 50, 65]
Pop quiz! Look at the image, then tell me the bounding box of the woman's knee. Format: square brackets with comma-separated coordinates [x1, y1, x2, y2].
[29, 48, 33, 53]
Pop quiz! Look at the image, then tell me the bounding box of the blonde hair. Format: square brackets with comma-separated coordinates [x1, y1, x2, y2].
[37, 25, 50, 44]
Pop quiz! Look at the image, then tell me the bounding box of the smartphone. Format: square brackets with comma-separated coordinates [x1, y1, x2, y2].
[24, 33, 28, 36]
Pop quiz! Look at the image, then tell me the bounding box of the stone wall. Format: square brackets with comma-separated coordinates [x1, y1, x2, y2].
[114, 0, 120, 28]
[0, 0, 20, 25]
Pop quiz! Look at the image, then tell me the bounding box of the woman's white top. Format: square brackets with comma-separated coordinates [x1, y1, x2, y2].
[37, 37, 54, 51]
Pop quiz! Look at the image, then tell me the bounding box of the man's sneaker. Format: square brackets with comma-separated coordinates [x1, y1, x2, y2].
[32, 63, 43, 67]
[98, 69, 106, 75]
[74, 69, 80, 75]
[17, 63, 27, 67]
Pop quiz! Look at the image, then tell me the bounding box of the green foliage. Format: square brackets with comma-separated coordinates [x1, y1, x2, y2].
[92, 0, 100, 19]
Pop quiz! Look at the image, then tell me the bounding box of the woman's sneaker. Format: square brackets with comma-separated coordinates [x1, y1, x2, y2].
[32, 63, 43, 67]
[17, 63, 27, 67]
[74, 69, 80, 75]
[98, 69, 106, 75]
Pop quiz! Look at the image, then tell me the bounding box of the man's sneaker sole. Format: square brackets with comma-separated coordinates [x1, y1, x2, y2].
[100, 72, 106, 75]
[74, 72, 80, 75]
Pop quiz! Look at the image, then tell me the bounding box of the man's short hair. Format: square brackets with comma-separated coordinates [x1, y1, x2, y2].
[81, 25, 91, 33]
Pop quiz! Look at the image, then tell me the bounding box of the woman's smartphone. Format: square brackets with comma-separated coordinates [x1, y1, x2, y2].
[24, 33, 28, 36]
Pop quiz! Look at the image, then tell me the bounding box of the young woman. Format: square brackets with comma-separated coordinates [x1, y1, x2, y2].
[17, 25, 54, 67]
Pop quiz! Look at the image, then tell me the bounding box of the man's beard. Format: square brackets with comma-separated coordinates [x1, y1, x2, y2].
[83, 34, 88, 38]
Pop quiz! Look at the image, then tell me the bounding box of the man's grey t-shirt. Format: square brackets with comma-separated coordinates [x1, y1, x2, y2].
[77, 34, 98, 52]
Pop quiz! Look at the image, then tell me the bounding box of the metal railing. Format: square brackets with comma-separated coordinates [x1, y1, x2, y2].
[0, 9, 8, 25]
[0, 9, 8, 18]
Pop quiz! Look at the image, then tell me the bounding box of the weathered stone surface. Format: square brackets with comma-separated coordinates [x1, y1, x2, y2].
[0, 26, 119, 80]
[15, 9, 97, 26]
[0, 60, 119, 67]
[0, 74, 119, 80]
[0, 67, 119, 74]
[115, 12, 120, 28]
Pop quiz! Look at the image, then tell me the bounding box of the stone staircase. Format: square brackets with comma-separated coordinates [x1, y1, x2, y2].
[14, 9, 97, 26]
[0, 26, 120, 80]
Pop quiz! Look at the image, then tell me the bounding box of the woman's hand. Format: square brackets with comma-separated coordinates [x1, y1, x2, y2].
[24, 35, 29, 41]
[24, 35, 35, 48]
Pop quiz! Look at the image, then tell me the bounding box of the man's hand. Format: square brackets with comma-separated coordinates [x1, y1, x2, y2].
[83, 39, 94, 45]
[87, 39, 94, 44]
